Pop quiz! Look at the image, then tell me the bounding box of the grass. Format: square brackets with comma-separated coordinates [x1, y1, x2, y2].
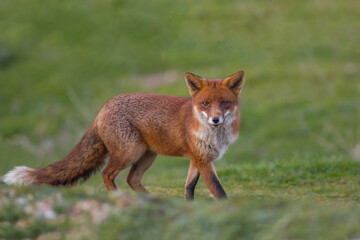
[0, 0, 359, 239]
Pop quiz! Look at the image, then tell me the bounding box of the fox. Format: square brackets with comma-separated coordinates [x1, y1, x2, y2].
[3, 71, 245, 200]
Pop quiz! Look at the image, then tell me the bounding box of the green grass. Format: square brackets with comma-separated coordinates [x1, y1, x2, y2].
[0, 0, 360, 238]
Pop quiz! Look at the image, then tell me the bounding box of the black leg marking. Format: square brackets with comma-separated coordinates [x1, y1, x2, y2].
[185, 173, 200, 201]
[210, 172, 227, 199]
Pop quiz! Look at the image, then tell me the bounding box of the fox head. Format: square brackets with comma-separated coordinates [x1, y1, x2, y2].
[185, 71, 245, 127]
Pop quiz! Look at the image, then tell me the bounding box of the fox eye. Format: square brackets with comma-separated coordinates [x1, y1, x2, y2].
[202, 102, 210, 107]
[221, 101, 229, 107]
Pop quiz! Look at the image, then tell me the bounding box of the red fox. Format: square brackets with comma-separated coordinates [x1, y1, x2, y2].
[3, 71, 245, 200]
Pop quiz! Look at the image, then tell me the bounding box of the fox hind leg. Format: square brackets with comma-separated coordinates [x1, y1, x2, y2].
[102, 154, 127, 191]
[102, 145, 146, 191]
[127, 150, 157, 193]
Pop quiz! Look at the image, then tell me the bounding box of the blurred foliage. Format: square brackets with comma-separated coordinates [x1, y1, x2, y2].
[0, 0, 359, 238]
[0, 186, 360, 239]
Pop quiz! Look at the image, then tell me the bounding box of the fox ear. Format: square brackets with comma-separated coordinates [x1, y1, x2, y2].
[185, 72, 204, 96]
[223, 71, 245, 95]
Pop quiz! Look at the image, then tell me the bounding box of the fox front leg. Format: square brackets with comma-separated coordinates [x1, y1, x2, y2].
[185, 160, 200, 200]
[196, 161, 227, 199]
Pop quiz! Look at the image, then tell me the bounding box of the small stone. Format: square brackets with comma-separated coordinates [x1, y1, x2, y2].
[43, 209, 57, 220]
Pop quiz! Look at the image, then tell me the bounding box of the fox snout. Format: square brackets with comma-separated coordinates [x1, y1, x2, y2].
[209, 116, 223, 126]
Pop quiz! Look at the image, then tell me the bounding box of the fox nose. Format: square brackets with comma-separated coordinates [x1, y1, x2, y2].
[212, 117, 220, 124]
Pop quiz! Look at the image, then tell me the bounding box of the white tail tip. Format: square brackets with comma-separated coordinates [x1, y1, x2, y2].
[3, 166, 35, 185]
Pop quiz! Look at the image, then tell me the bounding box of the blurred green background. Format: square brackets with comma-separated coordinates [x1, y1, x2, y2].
[0, 0, 360, 238]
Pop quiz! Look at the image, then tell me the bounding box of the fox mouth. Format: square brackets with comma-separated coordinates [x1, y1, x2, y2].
[210, 123, 221, 127]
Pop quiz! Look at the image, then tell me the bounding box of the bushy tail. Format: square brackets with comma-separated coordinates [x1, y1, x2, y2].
[3, 126, 108, 186]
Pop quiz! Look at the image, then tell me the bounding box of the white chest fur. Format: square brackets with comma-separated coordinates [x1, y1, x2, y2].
[193, 107, 238, 161]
